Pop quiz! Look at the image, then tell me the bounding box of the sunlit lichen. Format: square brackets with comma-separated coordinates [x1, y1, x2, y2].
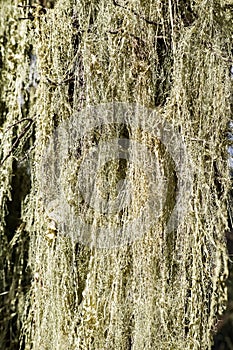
[1, 1, 232, 349]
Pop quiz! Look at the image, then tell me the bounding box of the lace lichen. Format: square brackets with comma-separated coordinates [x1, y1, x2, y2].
[0, 0, 232, 349]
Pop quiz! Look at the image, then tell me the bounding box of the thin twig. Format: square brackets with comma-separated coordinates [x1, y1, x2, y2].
[18, 18, 32, 20]
[17, 5, 37, 9]
[4, 118, 33, 133]
[18, 144, 35, 164]
[46, 76, 75, 86]
[112, 0, 158, 26]
[1, 119, 34, 166]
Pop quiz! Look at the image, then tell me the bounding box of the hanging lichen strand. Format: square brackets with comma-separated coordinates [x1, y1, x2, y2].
[0, 1, 34, 349]
[0, 0, 232, 349]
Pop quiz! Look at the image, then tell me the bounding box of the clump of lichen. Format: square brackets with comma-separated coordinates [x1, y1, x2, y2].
[1, 0, 233, 349]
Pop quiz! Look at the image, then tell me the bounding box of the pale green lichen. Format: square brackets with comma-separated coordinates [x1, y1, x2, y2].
[0, 0, 232, 349]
